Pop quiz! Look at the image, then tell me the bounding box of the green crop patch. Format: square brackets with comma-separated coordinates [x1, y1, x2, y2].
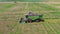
[50, 12, 60, 14]
[51, 4, 60, 6]
[0, 4, 15, 8]
[33, 3, 59, 11]
[0, 4, 16, 12]
[27, 3, 60, 12]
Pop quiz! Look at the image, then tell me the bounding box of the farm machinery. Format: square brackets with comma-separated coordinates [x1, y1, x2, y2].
[19, 12, 44, 23]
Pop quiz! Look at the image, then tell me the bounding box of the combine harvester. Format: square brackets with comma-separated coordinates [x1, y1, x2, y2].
[19, 12, 44, 23]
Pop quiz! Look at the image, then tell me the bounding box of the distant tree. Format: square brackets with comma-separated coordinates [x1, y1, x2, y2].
[13, 0, 17, 3]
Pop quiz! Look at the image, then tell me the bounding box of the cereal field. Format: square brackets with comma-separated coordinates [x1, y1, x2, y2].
[0, 2, 60, 34]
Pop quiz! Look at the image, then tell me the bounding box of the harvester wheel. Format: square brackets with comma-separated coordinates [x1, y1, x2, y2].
[25, 19, 32, 23]
[40, 19, 44, 22]
[35, 18, 41, 22]
[19, 18, 25, 23]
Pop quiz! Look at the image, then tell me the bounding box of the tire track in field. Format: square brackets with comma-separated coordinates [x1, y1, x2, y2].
[49, 21, 60, 34]
[51, 23, 60, 33]
[53, 23, 60, 34]
[29, 24, 41, 34]
[47, 22, 57, 34]
[42, 22, 51, 34]
[10, 3, 26, 11]
[41, 23, 48, 34]
[24, 2, 29, 12]
[32, 23, 46, 34]
[19, 23, 47, 34]
[10, 5, 22, 12]
[42, 21, 57, 34]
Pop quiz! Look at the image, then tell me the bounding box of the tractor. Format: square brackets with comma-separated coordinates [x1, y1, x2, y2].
[19, 12, 44, 23]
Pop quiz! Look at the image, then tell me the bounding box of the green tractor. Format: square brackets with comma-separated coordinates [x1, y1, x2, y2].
[19, 12, 44, 23]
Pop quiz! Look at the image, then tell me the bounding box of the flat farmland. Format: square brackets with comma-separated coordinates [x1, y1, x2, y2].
[0, 2, 60, 34]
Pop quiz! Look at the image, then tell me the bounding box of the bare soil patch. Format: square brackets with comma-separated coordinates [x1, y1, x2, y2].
[55, 6, 60, 8]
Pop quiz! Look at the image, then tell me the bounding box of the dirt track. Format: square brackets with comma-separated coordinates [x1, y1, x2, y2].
[0, 2, 60, 4]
